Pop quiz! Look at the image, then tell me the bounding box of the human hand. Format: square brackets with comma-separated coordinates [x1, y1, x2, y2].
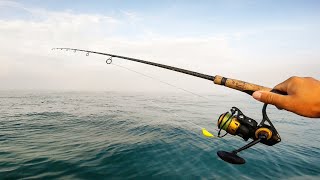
[252, 76, 320, 118]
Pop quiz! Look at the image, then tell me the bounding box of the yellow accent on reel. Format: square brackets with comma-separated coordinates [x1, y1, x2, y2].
[202, 128, 215, 138]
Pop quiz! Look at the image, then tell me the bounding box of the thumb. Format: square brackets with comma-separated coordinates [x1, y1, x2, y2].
[252, 91, 288, 108]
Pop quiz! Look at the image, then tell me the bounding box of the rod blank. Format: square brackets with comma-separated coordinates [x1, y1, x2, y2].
[53, 47, 272, 95]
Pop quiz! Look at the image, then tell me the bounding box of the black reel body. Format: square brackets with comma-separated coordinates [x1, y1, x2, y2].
[216, 104, 281, 164]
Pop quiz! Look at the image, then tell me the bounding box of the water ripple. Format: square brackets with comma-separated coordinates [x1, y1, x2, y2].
[0, 91, 319, 179]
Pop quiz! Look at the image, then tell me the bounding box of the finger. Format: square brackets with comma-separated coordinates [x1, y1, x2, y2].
[252, 91, 290, 109]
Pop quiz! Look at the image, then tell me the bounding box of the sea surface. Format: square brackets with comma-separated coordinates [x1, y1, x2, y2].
[0, 91, 319, 179]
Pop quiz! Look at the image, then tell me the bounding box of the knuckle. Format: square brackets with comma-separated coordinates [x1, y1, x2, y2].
[289, 76, 298, 81]
[288, 76, 297, 80]
[289, 76, 302, 84]
[304, 77, 315, 81]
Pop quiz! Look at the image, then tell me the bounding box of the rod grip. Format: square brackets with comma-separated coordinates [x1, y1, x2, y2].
[214, 75, 272, 95]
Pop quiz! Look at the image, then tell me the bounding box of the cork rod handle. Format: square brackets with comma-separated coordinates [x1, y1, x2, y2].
[214, 75, 272, 96]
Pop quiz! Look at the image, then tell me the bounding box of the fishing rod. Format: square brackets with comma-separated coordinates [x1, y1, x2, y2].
[52, 48, 272, 96]
[53, 47, 286, 165]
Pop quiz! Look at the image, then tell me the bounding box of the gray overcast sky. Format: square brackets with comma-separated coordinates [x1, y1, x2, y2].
[0, 0, 319, 95]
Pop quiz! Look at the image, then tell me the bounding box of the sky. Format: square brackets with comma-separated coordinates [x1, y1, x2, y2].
[0, 0, 319, 94]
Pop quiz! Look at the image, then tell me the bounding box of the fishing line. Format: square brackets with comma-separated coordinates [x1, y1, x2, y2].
[111, 63, 209, 100]
[53, 48, 217, 137]
[110, 62, 217, 137]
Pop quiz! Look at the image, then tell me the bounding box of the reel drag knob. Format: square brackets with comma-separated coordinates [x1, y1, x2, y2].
[255, 128, 272, 140]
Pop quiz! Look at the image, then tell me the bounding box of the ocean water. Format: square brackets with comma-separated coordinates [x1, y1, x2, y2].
[0, 91, 319, 179]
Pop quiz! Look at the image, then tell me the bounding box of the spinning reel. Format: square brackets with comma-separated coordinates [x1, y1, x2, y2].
[216, 103, 281, 164]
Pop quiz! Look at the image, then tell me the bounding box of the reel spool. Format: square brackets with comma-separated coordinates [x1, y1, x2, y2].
[216, 104, 281, 164]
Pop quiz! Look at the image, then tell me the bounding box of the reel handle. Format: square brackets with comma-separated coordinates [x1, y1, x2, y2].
[217, 136, 265, 164]
[233, 137, 263, 154]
